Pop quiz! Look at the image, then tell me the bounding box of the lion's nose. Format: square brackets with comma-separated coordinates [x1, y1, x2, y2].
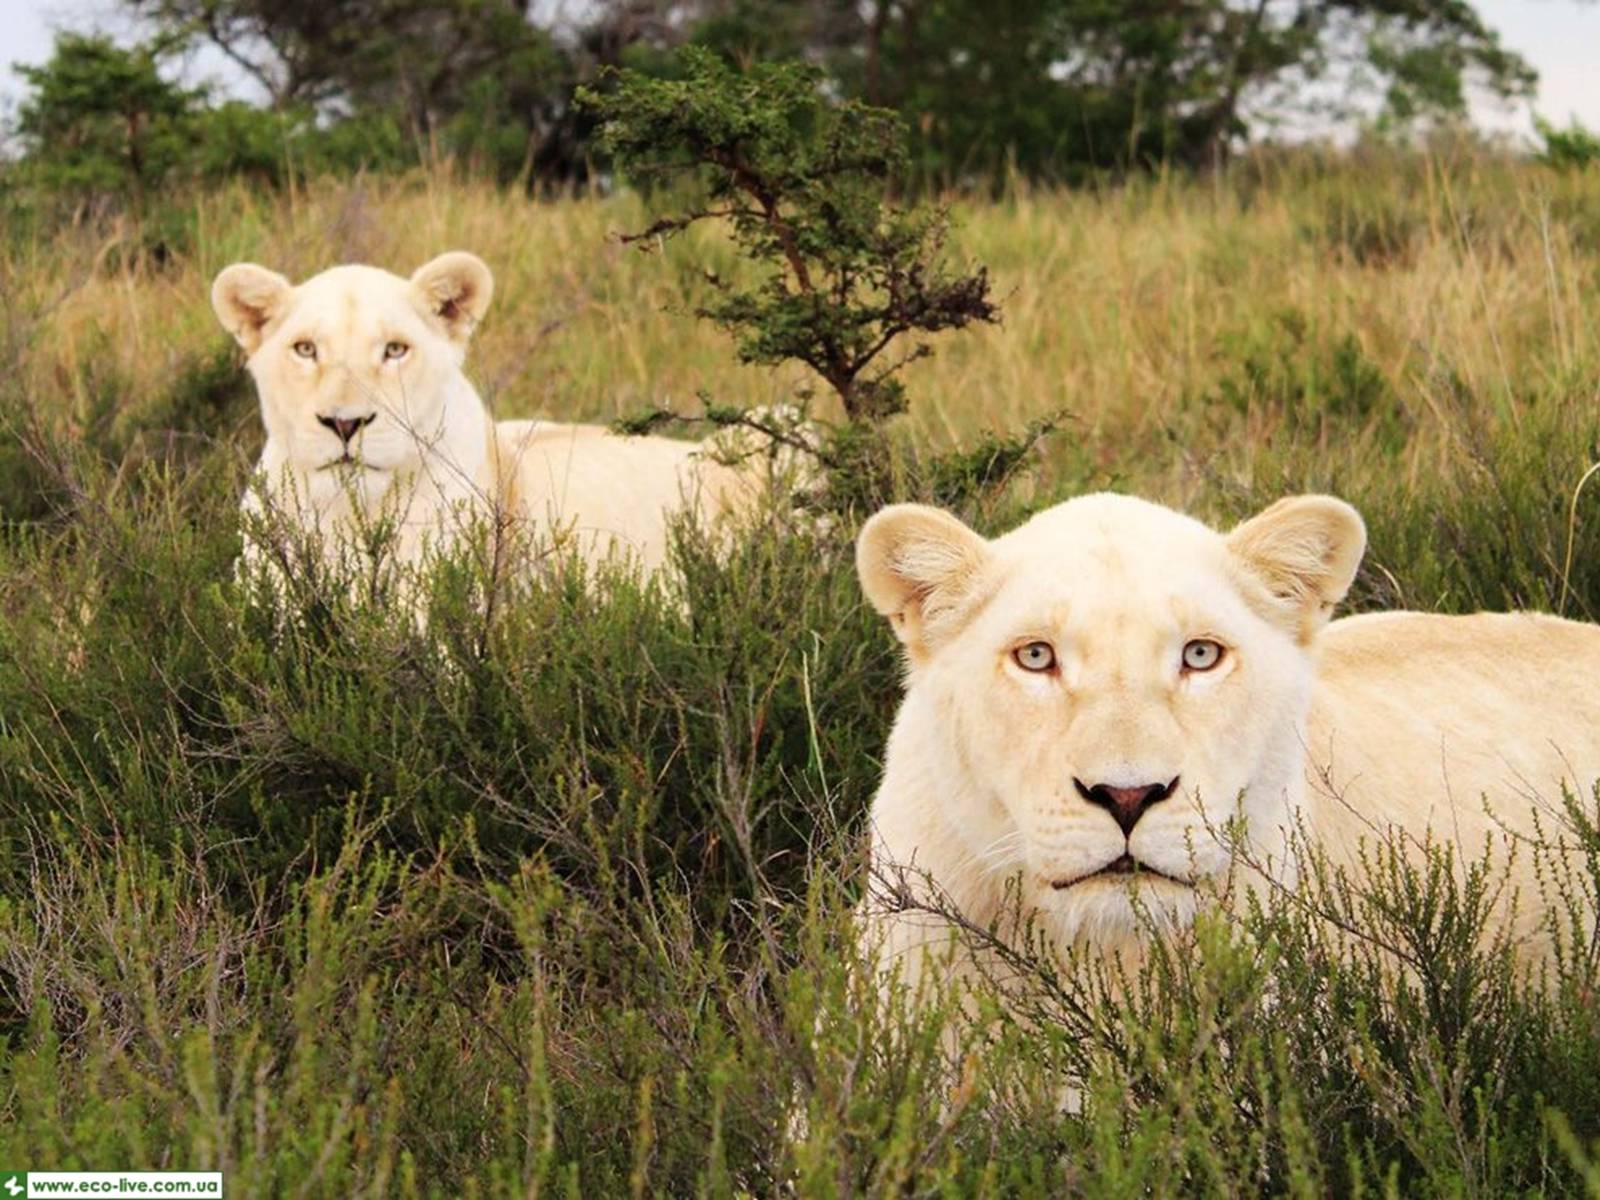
[1074, 777, 1178, 837]
[317, 413, 376, 444]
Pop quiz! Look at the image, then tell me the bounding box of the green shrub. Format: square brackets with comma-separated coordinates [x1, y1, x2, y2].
[3, 362, 1600, 1192]
[11, 34, 199, 214]
[6, 163, 1600, 1194]
[1538, 117, 1600, 172]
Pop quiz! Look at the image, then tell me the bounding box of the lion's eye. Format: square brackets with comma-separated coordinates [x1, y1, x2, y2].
[1181, 639, 1225, 672]
[383, 341, 409, 361]
[292, 340, 317, 360]
[1013, 641, 1056, 672]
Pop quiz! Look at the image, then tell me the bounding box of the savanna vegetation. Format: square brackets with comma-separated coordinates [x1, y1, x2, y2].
[3, 0, 1541, 209]
[6, 143, 1600, 1195]
[6, 5, 1600, 1196]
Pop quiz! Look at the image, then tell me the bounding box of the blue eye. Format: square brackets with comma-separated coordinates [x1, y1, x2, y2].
[1182, 639, 1224, 671]
[1014, 642, 1056, 672]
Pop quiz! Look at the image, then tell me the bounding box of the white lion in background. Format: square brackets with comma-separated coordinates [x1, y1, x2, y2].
[211, 251, 763, 596]
[856, 492, 1600, 1000]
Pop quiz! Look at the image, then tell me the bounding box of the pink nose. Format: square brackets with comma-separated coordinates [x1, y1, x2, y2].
[1074, 777, 1179, 837]
[317, 413, 375, 444]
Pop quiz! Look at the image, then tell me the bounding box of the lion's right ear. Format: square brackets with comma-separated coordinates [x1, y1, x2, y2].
[1226, 494, 1366, 643]
[211, 264, 292, 354]
[411, 252, 494, 343]
[857, 504, 992, 660]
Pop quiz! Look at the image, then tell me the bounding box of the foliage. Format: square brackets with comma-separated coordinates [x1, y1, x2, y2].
[5, 157, 1600, 1191]
[2, 33, 424, 221]
[11, 34, 201, 211]
[1365, 3, 1536, 130]
[583, 49, 1010, 518]
[117, 0, 625, 184]
[5, 298, 1600, 1189]
[122, 0, 562, 120]
[706, 0, 1537, 181]
[584, 50, 997, 424]
[1537, 116, 1600, 172]
[2, 1, 1543, 207]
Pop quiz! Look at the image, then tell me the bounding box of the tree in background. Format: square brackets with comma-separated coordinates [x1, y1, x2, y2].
[118, 0, 668, 182]
[122, 0, 548, 114]
[5, 0, 1543, 199]
[11, 34, 200, 211]
[582, 49, 1049, 516]
[118, 0, 562, 182]
[762, 0, 1538, 181]
[587, 48, 998, 424]
[1536, 115, 1600, 172]
[4, 31, 429, 217]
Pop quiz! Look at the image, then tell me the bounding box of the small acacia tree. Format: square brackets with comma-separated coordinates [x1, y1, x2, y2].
[580, 49, 998, 428]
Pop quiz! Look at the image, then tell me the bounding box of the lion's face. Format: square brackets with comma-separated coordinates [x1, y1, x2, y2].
[858, 492, 1365, 942]
[211, 253, 493, 478]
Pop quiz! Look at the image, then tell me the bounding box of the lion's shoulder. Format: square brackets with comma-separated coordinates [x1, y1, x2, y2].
[1317, 609, 1600, 684]
[1308, 609, 1600, 862]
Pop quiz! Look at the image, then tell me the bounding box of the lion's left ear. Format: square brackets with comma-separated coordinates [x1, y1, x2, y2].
[212, 263, 292, 354]
[411, 252, 494, 343]
[857, 504, 992, 662]
[1226, 495, 1366, 643]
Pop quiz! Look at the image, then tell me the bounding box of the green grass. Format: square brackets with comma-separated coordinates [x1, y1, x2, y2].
[5, 152, 1600, 1195]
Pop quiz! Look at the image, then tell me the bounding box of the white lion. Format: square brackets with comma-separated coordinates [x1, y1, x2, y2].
[212, 252, 762, 595]
[856, 492, 1600, 997]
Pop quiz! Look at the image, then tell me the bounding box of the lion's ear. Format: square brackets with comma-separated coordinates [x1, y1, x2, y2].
[1226, 495, 1366, 642]
[211, 264, 292, 354]
[857, 504, 992, 660]
[411, 252, 493, 343]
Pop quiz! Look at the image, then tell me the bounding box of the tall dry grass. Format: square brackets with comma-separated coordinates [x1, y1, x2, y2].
[6, 153, 1600, 1194]
[13, 152, 1600, 478]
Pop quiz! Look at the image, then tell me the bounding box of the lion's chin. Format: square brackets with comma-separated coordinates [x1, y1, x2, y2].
[1039, 873, 1202, 943]
[1049, 853, 1193, 891]
[318, 455, 388, 473]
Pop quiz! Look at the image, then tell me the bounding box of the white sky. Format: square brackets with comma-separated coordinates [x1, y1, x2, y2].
[3, 0, 1599, 145]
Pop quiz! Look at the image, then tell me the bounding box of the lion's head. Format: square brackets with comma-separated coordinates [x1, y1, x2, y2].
[858, 492, 1365, 943]
[211, 253, 493, 480]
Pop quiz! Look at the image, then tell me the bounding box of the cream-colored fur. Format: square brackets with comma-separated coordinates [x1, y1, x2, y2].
[857, 492, 1600, 998]
[212, 253, 755, 589]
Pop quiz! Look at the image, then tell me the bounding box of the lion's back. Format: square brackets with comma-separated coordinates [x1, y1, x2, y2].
[496, 420, 755, 572]
[1307, 610, 1600, 938]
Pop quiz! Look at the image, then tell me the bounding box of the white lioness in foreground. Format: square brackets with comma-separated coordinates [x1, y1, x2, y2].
[212, 252, 757, 588]
[857, 492, 1600, 996]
